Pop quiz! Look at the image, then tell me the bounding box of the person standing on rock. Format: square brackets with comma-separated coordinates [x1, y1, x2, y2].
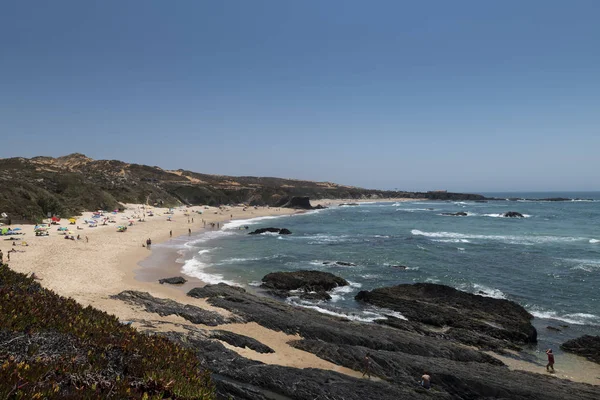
[421, 371, 431, 389]
[362, 353, 372, 379]
[546, 349, 555, 372]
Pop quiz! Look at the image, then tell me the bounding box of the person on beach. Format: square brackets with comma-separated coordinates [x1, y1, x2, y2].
[85, 236, 89, 243]
[546, 349, 555, 372]
[192, 217, 194, 223]
[169, 230, 172, 238]
[362, 353, 372, 379]
[421, 372, 431, 389]
[0, 249, 3, 264]
[188, 228, 191, 236]
[217, 222, 220, 229]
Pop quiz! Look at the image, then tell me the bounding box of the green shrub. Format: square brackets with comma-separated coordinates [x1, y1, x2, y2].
[0, 264, 215, 399]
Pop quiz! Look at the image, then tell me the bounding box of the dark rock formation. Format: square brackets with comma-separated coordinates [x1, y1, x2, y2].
[323, 261, 356, 267]
[211, 330, 274, 354]
[185, 284, 600, 400]
[391, 265, 408, 269]
[278, 196, 314, 209]
[339, 203, 359, 206]
[504, 211, 525, 218]
[158, 276, 187, 285]
[248, 227, 292, 235]
[561, 335, 600, 364]
[441, 212, 468, 216]
[261, 270, 348, 293]
[355, 283, 537, 350]
[163, 332, 434, 400]
[188, 284, 501, 364]
[110, 290, 238, 326]
[547, 326, 561, 332]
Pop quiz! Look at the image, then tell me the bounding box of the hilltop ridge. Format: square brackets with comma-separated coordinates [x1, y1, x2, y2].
[0, 153, 484, 221]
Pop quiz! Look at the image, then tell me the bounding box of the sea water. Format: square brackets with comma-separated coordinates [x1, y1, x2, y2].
[176, 192, 600, 354]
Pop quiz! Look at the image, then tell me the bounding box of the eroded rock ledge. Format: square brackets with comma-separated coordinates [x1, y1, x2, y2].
[356, 283, 537, 350]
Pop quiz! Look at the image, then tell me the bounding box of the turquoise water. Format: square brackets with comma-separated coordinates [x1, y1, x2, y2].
[178, 192, 600, 353]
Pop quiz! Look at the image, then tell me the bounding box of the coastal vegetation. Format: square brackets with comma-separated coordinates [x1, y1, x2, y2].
[0, 153, 484, 222]
[0, 263, 215, 399]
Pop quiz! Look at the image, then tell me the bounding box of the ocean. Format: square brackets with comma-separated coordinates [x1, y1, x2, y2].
[169, 192, 600, 356]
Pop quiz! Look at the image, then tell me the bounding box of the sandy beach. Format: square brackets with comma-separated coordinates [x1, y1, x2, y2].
[2, 199, 599, 385]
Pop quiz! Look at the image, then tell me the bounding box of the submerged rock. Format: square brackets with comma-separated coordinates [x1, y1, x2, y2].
[504, 211, 525, 218]
[355, 283, 537, 349]
[323, 261, 357, 267]
[158, 276, 187, 285]
[248, 227, 292, 235]
[441, 212, 468, 216]
[561, 335, 600, 364]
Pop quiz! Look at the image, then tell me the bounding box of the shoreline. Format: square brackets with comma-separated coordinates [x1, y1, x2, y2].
[2, 199, 599, 385]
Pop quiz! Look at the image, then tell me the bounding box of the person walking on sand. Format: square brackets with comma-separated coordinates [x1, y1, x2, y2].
[188, 228, 191, 236]
[362, 353, 372, 379]
[421, 371, 431, 389]
[85, 236, 89, 243]
[169, 230, 172, 238]
[546, 349, 555, 372]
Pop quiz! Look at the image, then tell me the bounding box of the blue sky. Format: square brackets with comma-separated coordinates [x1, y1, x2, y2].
[1, 1, 599, 192]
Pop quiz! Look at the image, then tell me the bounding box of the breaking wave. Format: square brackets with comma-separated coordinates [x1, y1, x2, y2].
[411, 229, 585, 245]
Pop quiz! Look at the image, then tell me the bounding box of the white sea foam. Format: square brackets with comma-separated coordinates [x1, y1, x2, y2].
[329, 281, 362, 302]
[181, 258, 239, 286]
[288, 300, 387, 322]
[590, 239, 600, 244]
[457, 247, 466, 251]
[184, 230, 235, 247]
[472, 284, 507, 299]
[562, 258, 600, 272]
[411, 229, 584, 245]
[431, 238, 471, 243]
[529, 307, 600, 326]
[222, 215, 290, 230]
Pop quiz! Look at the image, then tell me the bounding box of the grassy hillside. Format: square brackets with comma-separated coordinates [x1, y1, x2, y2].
[0, 154, 484, 222]
[0, 263, 215, 399]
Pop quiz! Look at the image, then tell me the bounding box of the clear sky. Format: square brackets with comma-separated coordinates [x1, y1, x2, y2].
[1, 1, 599, 192]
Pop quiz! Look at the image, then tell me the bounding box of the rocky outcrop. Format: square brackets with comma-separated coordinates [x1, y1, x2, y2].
[504, 211, 525, 218]
[323, 261, 356, 267]
[188, 284, 500, 364]
[561, 335, 600, 364]
[441, 212, 468, 216]
[184, 283, 599, 400]
[276, 196, 326, 210]
[163, 332, 435, 400]
[261, 270, 348, 301]
[248, 227, 292, 235]
[158, 276, 187, 285]
[355, 283, 537, 350]
[211, 330, 274, 354]
[110, 290, 238, 326]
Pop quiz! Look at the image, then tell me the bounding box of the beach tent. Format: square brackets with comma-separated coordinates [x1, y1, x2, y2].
[0, 227, 8, 235]
[69, 218, 76, 224]
[58, 227, 68, 231]
[51, 216, 60, 222]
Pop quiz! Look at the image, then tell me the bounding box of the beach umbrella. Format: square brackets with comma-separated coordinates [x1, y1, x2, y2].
[51, 216, 60, 222]
[69, 218, 76, 224]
